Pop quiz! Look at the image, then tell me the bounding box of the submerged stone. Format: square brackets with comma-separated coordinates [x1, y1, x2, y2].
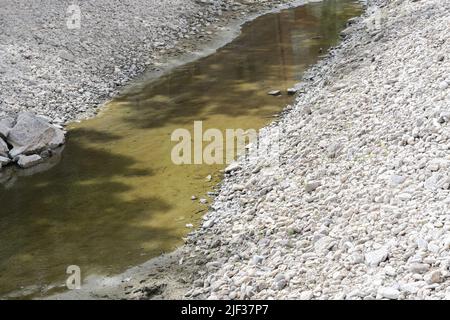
[16, 154, 43, 169]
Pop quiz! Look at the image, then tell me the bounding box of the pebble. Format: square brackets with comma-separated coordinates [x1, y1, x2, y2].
[305, 180, 321, 193]
[268, 90, 281, 96]
[424, 270, 443, 284]
[409, 263, 430, 274]
[365, 247, 389, 267]
[299, 290, 314, 300]
[438, 81, 448, 90]
[398, 193, 412, 201]
[287, 88, 298, 95]
[390, 175, 406, 185]
[378, 287, 400, 300]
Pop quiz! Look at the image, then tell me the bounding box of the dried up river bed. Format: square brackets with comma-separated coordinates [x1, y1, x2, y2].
[0, 0, 362, 298]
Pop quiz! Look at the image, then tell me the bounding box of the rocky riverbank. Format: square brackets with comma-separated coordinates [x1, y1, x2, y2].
[0, 0, 295, 123]
[177, 0, 450, 300]
[52, 0, 450, 301]
[1, 0, 299, 172]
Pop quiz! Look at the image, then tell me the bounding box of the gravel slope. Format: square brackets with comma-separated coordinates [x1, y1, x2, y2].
[178, 0, 450, 300]
[0, 0, 291, 123]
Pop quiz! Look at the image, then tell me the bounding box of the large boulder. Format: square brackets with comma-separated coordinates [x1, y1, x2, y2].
[0, 138, 9, 158]
[6, 112, 65, 158]
[0, 117, 14, 140]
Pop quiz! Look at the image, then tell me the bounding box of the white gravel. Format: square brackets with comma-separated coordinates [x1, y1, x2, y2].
[181, 0, 450, 300]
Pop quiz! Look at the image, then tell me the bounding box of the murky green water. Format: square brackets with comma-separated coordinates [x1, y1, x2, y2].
[0, 0, 362, 298]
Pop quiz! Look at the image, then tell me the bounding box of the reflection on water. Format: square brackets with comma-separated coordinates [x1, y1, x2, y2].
[0, 0, 362, 298]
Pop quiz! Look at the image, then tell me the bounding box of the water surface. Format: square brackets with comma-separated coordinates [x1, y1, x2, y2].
[0, 0, 362, 298]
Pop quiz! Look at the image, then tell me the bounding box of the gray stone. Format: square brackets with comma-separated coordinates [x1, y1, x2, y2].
[0, 138, 9, 157]
[305, 180, 321, 193]
[16, 154, 43, 169]
[7, 112, 65, 158]
[275, 279, 287, 290]
[274, 274, 285, 282]
[409, 263, 430, 274]
[251, 255, 264, 265]
[424, 270, 442, 284]
[0, 117, 14, 140]
[424, 174, 448, 191]
[300, 106, 312, 116]
[0, 123, 10, 140]
[327, 142, 342, 159]
[0, 156, 11, 167]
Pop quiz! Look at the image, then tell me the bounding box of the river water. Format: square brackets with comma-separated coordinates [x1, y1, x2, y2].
[0, 0, 362, 298]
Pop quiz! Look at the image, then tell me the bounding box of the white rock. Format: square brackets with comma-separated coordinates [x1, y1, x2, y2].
[267, 90, 281, 96]
[390, 175, 406, 185]
[251, 255, 264, 265]
[378, 287, 400, 300]
[299, 290, 314, 300]
[305, 180, 321, 193]
[365, 247, 389, 267]
[225, 162, 241, 173]
[203, 219, 215, 229]
[314, 236, 335, 254]
[409, 263, 430, 274]
[398, 193, 412, 201]
[438, 80, 448, 90]
[287, 88, 298, 95]
[384, 266, 397, 277]
[400, 282, 423, 294]
[424, 270, 442, 284]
